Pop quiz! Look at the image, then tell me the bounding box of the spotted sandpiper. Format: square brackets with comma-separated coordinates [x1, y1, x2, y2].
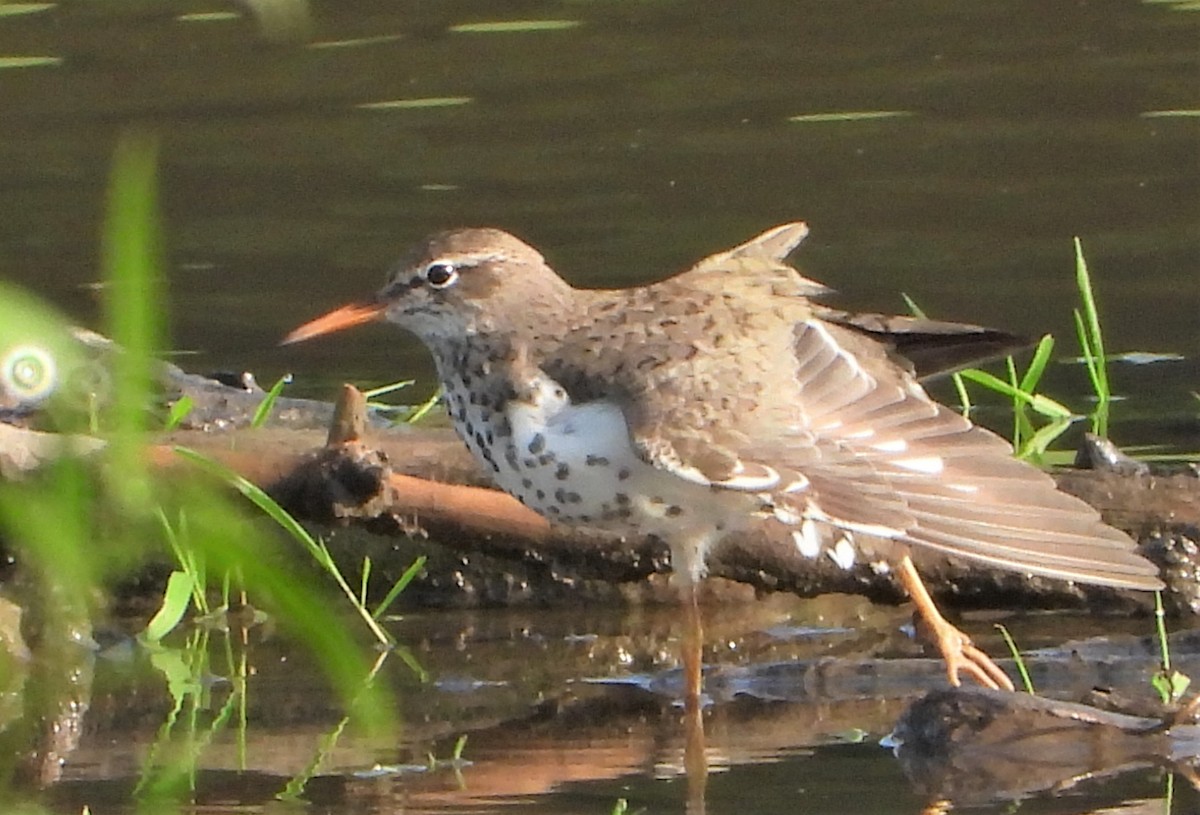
[284, 222, 1163, 692]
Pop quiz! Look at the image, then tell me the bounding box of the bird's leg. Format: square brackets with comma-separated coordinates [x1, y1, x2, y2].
[896, 555, 1015, 692]
[682, 582, 705, 710]
[681, 581, 708, 815]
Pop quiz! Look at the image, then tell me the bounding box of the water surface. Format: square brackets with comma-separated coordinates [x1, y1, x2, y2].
[0, 1, 1196, 417]
[1, 1, 1198, 813]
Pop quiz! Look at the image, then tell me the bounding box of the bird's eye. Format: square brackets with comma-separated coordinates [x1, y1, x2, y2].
[424, 262, 458, 288]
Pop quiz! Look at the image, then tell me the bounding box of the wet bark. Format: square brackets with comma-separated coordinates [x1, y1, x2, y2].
[890, 684, 1200, 804]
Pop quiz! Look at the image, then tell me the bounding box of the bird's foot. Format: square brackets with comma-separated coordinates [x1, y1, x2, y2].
[896, 554, 1015, 692]
[928, 619, 1015, 692]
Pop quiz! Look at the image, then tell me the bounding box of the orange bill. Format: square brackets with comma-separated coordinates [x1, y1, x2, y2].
[280, 302, 386, 345]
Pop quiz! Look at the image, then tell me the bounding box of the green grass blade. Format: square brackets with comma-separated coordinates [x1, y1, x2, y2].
[957, 369, 1074, 418]
[950, 371, 972, 415]
[251, 373, 292, 429]
[362, 379, 415, 399]
[372, 555, 427, 620]
[102, 129, 162, 505]
[899, 292, 926, 319]
[171, 446, 393, 646]
[141, 570, 198, 643]
[1006, 356, 1022, 446]
[172, 446, 324, 558]
[1072, 307, 1107, 394]
[1072, 309, 1111, 438]
[1018, 335, 1055, 394]
[1072, 239, 1111, 437]
[994, 624, 1034, 694]
[1018, 416, 1076, 460]
[1072, 309, 1101, 393]
[1073, 238, 1109, 400]
[155, 507, 208, 611]
[406, 386, 443, 424]
[360, 555, 372, 607]
[165, 395, 195, 430]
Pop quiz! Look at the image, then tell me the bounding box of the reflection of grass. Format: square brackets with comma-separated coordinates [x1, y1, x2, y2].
[135, 626, 247, 801]
[0, 130, 418, 804]
[279, 649, 395, 801]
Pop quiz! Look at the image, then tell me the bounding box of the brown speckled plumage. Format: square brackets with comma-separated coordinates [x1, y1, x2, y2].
[285, 221, 1164, 689]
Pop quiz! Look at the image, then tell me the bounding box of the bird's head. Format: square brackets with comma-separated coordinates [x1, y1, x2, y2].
[283, 228, 571, 347]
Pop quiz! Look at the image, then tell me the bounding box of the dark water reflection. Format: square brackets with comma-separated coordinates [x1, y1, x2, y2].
[20, 601, 1200, 814]
[1, 1, 1199, 812]
[0, 1, 1196, 430]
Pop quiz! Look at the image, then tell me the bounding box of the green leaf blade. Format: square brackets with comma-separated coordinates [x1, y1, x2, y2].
[142, 570, 198, 643]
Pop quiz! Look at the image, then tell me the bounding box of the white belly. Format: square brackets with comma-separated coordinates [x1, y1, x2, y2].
[501, 395, 643, 524]
[476, 374, 756, 582]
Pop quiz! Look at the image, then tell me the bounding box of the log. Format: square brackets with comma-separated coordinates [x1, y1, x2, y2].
[888, 684, 1200, 803]
[3, 368, 1198, 613]
[146, 384, 1199, 615]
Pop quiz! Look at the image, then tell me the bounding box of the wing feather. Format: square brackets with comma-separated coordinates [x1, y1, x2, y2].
[544, 226, 1160, 591]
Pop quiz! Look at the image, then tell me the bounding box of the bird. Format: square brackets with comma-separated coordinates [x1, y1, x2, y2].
[283, 221, 1164, 692]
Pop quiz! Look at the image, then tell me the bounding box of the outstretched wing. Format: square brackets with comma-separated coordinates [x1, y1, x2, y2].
[633, 310, 1160, 590]
[547, 223, 1161, 591]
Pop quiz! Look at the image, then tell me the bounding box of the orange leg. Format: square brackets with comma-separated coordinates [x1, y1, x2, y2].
[897, 555, 1015, 692]
[682, 583, 704, 711]
[681, 582, 708, 815]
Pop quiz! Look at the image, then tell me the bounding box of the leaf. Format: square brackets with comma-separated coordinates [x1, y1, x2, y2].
[1018, 335, 1055, 394]
[1151, 670, 1191, 705]
[372, 556, 427, 620]
[251, 373, 292, 429]
[958, 369, 1074, 418]
[172, 446, 394, 646]
[165, 396, 195, 430]
[141, 570, 197, 643]
[1072, 238, 1110, 437]
[1017, 417, 1076, 460]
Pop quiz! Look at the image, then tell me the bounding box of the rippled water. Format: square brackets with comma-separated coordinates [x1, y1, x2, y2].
[1, 1, 1196, 408]
[24, 601, 1200, 814]
[1, 1, 1198, 812]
